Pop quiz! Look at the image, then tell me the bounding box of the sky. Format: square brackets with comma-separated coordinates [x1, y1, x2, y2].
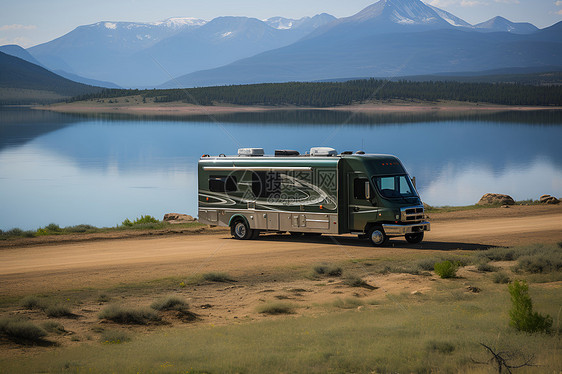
[1, 0, 561, 48]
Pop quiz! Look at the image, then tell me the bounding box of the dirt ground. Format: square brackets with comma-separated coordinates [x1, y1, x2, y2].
[0, 204, 560, 355]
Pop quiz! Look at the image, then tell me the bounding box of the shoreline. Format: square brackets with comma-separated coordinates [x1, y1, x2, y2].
[38, 100, 562, 117]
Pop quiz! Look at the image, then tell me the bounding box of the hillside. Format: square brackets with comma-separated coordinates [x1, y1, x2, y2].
[0, 52, 102, 105]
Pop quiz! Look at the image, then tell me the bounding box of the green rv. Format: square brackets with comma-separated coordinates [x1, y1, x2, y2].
[198, 147, 430, 246]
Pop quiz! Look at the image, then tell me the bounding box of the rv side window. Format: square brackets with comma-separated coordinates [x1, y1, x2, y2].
[353, 178, 369, 200]
[252, 172, 281, 198]
[209, 175, 238, 192]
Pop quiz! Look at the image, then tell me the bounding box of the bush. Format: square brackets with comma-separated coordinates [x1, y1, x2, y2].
[508, 280, 552, 333]
[45, 223, 61, 232]
[121, 218, 133, 227]
[516, 255, 562, 274]
[493, 272, 511, 284]
[21, 296, 48, 311]
[101, 330, 130, 344]
[151, 296, 189, 311]
[134, 215, 159, 224]
[434, 261, 459, 279]
[477, 263, 498, 272]
[0, 318, 47, 343]
[343, 276, 376, 289]
[333, 297, 364, 309]
[99, 305, 161, 325]
[257, 302, 294, 315]
[65, 224, 97, 233]
[314, 264, 343, 277]
[42, 321, 66, 335]
[417, 258, 439, 271]
[151, 296, 196, 321]
[46, 305, 74, 318]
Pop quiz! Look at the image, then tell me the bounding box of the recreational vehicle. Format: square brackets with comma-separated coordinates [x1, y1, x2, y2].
[198, 147, 430, 246]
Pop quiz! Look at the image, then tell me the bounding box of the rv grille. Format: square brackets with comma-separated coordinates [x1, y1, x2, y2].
[401, 206, 424, 222]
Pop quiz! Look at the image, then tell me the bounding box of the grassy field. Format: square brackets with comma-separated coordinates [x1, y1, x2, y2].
[0, 242, 560, 373]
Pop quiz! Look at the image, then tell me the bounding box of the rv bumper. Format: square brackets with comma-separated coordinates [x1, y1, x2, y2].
[382, 221, 430, 236]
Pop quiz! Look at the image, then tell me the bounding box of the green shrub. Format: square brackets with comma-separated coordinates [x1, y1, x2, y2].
[65, 224, 96, 233]
[41, 321, 66, 335]
[121, 218, 133, 227]
[426, 341, 455, 354]
[434, 261, 458, 279]
[0, 318, 47, 343]
[21, 296, 48, 311]
[99, 305, 161, 325]
[45, 223, 61, 232]
[493, 272, 510, 284]
[6, 228, 24, 236]
[100, 330, 130, 344]
[508, 280, 552, 333]
[46, 305, 74, 318]
[257, 302, 294, 315]
[314, 264, 343, 277]
[134, 215, 159, 224]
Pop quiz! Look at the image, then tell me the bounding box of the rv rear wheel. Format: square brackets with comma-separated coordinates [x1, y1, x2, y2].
[368, 226, 388, 247]
[231, 220, 252, 240]
[405, 232, 424, 244]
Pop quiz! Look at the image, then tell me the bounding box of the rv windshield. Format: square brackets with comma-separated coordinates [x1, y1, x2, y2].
[373, 175, 418, 200]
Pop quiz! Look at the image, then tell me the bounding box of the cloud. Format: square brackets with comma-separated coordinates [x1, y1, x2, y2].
[494, 0, 519, 3]
[0, 24, 37, 31]
[460, 0, 487, 6]
[558, 9, 562, 14]
[556, 0, 562, 6]
[428, 0, 456, 6]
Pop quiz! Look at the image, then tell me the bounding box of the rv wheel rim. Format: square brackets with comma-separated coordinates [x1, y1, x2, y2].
[371, 230, 384, 245]
[235, 222, 246, 237]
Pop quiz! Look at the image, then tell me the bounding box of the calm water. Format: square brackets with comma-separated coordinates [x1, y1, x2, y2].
[1, 108, 561, 230]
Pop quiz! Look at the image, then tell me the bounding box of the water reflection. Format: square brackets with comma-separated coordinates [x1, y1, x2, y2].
[0, 108, 561, 230]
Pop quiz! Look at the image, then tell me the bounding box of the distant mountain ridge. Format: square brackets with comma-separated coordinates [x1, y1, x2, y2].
[2, 0, 559, 90]
[163, 0, 561, 88]
[26, 14, 336, 87]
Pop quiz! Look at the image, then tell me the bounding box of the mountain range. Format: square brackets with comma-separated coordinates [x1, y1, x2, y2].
[1, 0, 561, 90]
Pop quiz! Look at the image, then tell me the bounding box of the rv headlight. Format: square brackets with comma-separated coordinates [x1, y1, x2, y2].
[395, 214, 400, 220]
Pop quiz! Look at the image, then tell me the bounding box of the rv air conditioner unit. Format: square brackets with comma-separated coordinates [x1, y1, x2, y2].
[310, 147, 337, 157]
[238, 148, 265, 157]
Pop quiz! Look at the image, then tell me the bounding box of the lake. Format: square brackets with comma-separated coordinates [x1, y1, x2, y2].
[1, 107, 561, 231]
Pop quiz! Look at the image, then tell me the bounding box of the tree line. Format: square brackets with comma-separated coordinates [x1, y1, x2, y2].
[68, 79, 562, 107]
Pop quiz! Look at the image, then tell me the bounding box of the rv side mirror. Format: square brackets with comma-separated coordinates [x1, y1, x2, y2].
[365, 181, 371, 200]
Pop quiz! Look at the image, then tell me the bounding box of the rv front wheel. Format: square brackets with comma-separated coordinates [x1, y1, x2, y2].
[405, 232, 424, 244]
[231, 220, 252, 240]
[368, 226, 388, 247]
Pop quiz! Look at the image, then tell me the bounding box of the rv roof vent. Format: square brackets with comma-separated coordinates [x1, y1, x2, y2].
[238, 148, 265, 157]
[340, 151, 353, 155]
[275, 149, 300, 157]
[355, 150, 366, 155]
[310, 147, 337, 157]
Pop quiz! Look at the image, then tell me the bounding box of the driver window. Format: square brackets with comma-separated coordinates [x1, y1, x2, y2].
[353, 178, 369, 200]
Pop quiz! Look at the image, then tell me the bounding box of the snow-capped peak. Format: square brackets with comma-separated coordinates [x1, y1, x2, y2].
[153, 17, 207, 28]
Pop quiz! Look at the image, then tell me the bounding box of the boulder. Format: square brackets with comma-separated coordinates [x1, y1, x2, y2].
[163, 213, 196, 223]
[539, 194, 560, 204]
[477, 193, 515, 206]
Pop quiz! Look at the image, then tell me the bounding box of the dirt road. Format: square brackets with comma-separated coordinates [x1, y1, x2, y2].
[1, 206, 561, 295]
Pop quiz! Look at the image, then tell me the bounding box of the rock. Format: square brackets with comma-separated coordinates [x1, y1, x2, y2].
[163, 213, 196, 223]
[411, 290, 423, 296]
[477, 193, 515, 206]
[501, 205, 509, 208]
[539, 194, 560, 204]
